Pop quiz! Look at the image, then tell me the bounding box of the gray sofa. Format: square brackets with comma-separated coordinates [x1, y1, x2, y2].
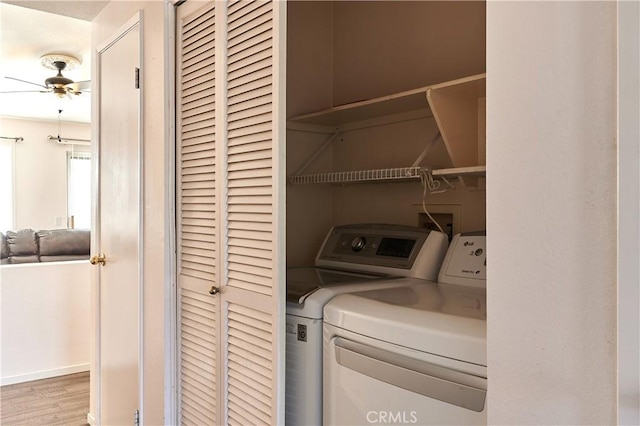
[0, 229, 90, 264]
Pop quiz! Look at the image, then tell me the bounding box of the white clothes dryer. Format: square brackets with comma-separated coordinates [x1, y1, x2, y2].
[285, 224, 449, 426]
[323, 232, 487, 425]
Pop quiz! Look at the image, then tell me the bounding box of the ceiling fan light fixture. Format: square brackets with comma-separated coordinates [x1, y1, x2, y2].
[45, 75, 74, 87]
[53, 87, 67, 98]
[0, 53, 90, 102]
[40, 53, 81, 71]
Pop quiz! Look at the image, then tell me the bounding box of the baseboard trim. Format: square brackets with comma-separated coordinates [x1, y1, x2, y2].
[87, 412, 96, 426]
[0, 363, 90, 386]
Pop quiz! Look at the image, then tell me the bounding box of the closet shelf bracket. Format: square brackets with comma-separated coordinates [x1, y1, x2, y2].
[411, 131, 441, 168]
[291, 129, 341, 177]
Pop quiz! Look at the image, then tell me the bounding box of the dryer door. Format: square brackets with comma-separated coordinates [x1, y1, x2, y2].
[323, 325, 487, 426]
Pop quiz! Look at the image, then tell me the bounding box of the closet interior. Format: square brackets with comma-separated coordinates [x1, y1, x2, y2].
[286, 1, 487, 266]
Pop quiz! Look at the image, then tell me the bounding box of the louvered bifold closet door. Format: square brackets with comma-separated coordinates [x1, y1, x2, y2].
[176, 3, 218, 425]
[221, 1, 285, 425]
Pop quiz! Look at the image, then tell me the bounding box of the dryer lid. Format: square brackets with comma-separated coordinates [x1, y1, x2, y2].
[324, 282, 487, 366]
[286, 266, 389, 304]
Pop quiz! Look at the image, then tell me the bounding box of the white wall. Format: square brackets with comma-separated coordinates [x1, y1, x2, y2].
[0, 117, 90, 231]
[0, 261, 91, 385]
[487, 3, 617, 424]
[92, 2, 166, 424]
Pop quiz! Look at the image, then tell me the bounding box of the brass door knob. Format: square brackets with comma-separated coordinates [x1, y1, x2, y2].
[209, 286, 220, 295]
[90, 253, 106, 266]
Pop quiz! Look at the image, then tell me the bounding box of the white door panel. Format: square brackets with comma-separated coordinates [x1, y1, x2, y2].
[175, 1, 285, 424]
[96, 17, 141, 425]
[176, 2, 219, 424]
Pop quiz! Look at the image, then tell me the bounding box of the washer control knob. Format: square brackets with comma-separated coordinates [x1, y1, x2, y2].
[351, 237, 366, 252]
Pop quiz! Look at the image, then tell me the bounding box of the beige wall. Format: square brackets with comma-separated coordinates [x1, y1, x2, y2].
[487, 2, 617, 423]
[287, 1, 335, 266]
[287, 1, 334, 118]
[92, 2, 166, 424]
[331, 114, 486, 233]
[0, 117, 90, 231]
[332, 1, 486, 105]
[286, 1, 486, 266]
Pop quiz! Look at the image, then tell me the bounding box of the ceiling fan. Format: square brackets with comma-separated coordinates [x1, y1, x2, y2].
[1, 53, 90, 98]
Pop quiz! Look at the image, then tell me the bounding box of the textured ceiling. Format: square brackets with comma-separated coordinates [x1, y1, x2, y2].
[0, 2, 105, 123]
[1, 0, 108, 21]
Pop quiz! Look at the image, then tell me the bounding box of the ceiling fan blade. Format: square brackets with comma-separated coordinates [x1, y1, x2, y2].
[71, 80, 91, 91]
[4, 76, 48, 89]
[66, 86, 83, 96]
[0, 90, 50, 94]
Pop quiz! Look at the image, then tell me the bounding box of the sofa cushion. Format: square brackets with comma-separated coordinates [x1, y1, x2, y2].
[37, 229, 90, 262]
[0, 232, 8, 264]
[6, 229, 39, 263]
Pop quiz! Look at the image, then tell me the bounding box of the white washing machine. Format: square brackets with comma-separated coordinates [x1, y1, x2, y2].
[286, 224, 449, 426]
[323, 232, 487, 425]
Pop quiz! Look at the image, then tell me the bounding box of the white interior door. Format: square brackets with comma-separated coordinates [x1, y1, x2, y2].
[95, 15, 142, 426]
[175, 1, 285, 424]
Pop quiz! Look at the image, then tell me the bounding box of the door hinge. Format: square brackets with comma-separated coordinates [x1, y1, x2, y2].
[134, 409, 140, 426]
[135, 67, 140, 89]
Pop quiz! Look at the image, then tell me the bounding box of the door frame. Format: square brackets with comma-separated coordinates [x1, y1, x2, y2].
[162, 1, 178, 424]
[617, 2, 640, 423]
[92, 11, 145, 425]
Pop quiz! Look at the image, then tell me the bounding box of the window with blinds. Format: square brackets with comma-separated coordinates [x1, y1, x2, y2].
[0, 141, 14, 232]
[67, 151, 91, 229]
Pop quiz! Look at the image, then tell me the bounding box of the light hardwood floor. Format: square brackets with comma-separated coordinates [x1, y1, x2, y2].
[0, 372, 89, 426]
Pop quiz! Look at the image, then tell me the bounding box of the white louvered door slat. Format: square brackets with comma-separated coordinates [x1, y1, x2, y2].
[221, 1, 285, 425]
[226, 303, 273, 425]
[176, 2, 217, 425]
[224, 0, 274, 296]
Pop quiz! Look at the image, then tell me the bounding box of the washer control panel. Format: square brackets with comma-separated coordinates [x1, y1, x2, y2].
[317, 224, 431, 270]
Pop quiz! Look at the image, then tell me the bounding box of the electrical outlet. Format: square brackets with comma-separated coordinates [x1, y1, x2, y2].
[55, 216, 63, 227]
[418, 212, 454, 241]
[412, 204, 461, 241]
